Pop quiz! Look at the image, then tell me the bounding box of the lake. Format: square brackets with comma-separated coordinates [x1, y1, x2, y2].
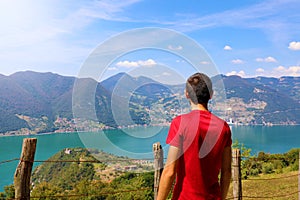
[0, 125, 299, 191]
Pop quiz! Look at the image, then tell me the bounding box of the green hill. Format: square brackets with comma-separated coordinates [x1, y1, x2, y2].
[29, 148, 154, 199]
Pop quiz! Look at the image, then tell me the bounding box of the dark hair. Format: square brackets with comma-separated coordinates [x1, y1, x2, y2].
[186, 73, 213, 104]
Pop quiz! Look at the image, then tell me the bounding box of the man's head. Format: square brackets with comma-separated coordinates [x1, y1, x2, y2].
[185, 73, 213, 105]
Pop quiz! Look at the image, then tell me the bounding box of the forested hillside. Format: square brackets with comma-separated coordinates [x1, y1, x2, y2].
[0, 71, 299, 135]
[30, 148, 154, 199]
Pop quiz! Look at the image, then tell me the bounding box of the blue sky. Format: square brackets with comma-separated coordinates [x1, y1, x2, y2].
[0, 0, 300, 81]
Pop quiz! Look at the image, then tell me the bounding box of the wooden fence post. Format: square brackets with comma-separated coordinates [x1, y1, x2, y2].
[14, 138, 37, 200]
[232, 149, 242, 200]
[153, 142, 164, 200]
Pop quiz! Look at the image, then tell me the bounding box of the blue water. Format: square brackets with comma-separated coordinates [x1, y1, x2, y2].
[0, 125, 299, 191]
[230, 125, 300, 154]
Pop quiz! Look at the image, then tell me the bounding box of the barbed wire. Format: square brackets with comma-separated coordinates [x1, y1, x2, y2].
[2, 156, 298, 182]
[0, 158, 19, 165]
[33, 157, 154, 163]
[1, 151, 296, 165]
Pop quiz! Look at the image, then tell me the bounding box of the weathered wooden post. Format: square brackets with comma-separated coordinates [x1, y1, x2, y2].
[153, 142, 164, 200]
[14, 138, 37, 200]
[232, 149, 242, 200]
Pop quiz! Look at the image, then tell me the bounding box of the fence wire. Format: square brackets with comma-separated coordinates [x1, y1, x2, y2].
[0, 158, 19, 165]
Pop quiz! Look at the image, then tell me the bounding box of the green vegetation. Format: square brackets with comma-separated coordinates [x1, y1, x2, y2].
[0, 185, 15, 199]
[242, 148, 299, 178]
[31, 148, 99, 191]
[28, 148, 154, 199]
[1, 145, 299, 199]
[232, 140, 299, 178]
[30, 171, 154, 200]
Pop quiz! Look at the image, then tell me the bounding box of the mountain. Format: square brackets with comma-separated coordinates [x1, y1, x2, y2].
[0, 71, 114, 134]
[212, 75, 300, 125]
[0, 71, 299, 134]
[9, 71, 75, 119]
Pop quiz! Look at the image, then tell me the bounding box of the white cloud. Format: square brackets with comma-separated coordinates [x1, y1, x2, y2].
[168, 45, 183, 50]
[116, 59, 157, 68]
[226, 70, 246, 77]
[265, 56, 277, 63]
[107, 67, 118, 70]
[224, 45, 232, 50]
[139, 59, 157, 66]
[273, 65, 300, 76]
[288, 41, 300, 50]
[162, 72, 171, 76]
[254, 65, 300, 77]
[200, 61, 210, 65]
[255, 56, 277, 63]
[231, 59, 244, 64]
[256, 68, 265, 73]
[255, 58, 263, 62]
[116, 60, 138, 68]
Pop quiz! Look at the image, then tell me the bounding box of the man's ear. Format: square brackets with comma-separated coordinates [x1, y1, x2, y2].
[185, 90, 190, 99]
[210, 90, 214, 99]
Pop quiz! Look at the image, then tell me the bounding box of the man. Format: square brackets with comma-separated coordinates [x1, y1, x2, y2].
[157, 73, 232, 200]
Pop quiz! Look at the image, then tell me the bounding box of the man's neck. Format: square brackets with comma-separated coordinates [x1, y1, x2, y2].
[190, 102, 209, 111]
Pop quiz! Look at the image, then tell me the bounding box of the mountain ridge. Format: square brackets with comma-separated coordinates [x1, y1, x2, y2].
[0, 71, 299, 135]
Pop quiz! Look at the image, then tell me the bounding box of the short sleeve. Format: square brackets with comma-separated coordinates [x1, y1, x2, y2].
[166, 117, 182, 148]
[224, 123, 232, 147]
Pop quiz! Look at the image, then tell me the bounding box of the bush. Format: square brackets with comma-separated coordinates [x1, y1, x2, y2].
[237, 145, 300, 178]
[262, 163, 274, 174]
[0, 185, 15, 199]
[249, 168, 260, 176]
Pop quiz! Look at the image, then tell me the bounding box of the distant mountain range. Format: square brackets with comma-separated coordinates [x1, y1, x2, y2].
[0, 71, 299, 135]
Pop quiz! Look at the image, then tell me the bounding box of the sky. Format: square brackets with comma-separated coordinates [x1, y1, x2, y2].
[0, 0, 300, 82]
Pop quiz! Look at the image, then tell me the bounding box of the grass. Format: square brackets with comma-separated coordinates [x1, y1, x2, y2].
[226, 171, 298, 200]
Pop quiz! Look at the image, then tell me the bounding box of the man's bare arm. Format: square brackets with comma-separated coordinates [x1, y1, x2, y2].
[157, 146, 180, 200]
[221, 146, 232, 200]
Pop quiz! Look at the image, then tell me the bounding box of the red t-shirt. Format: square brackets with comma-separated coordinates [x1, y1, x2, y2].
[166, 110, 232, 200]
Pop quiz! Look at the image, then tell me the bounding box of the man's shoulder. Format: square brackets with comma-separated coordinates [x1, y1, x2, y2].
[211, 112, 226, 123]
[171, 114, 183, 123]
[210, 113, 231, 130]
[172, 111, 194, 121]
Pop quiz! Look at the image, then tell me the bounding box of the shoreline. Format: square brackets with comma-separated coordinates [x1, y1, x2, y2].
[0, 124, 172, 137]
[1, 124, 300, 138]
